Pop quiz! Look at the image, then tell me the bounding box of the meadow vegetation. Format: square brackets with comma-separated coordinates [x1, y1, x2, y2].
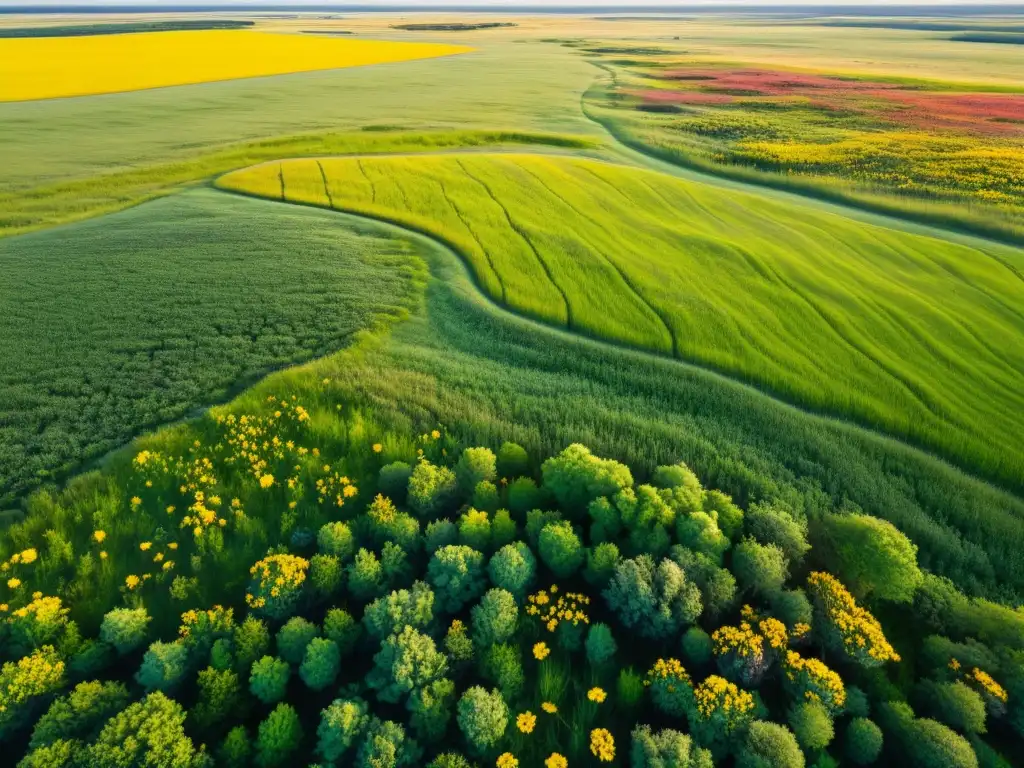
[0, 30, 468, 102]
[0, 190, 426, 507]
[220, 153, 1024, 493]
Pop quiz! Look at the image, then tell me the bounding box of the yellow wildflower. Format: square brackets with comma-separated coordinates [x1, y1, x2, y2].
[431, 430, 441, 439]
[516, 711, 536, 734]
[497, 754, 518, 768]
[19, 548, 38, 564]
[590, 728, 615, 762]
[125, 575, 140, 590]
[533, 642, 550, 660]
[587, 687, 607, 703]
[259, 474, 274, 489]
[139, 542, 152, 551]
[545, 754, 567, 768]
[100, 551, 108, 559]
[93, 530, 106, 543]
[372, 443, 383, 453]
[7, 578, 22, 589]
[130, 496, 142, 507]
[168, 542, 178, 550]
[541, 701, 558, 714]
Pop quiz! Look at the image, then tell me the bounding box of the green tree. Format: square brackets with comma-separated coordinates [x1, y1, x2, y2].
[310, 554, 345, 598]
[408, 459, 458, 518]
[681, 627, 713, 667]
[922, 680, 987, 734]
[318, 521, 355, 561]
[733, 539, 789, 597]
[379, 461, 413, 503]
[357, 718, 420, 768]
[584, 542, 621, 588]
[425, 520, 459, 553]
[542, 443, 633, 517]
[367, 494, 422, 552]
[428, 753, 477, 768]
[771, 589, 814, 630]
[368, 626, 448, 704]
[249, 656, 290, 705]
[677, 511, 729, 564]
[481, 643, 524, 700]
[789, 700, 835, 751]
[471, 588, 518, 647]
[629, 724, 711, 768]
[84, 692, 198, 768]
[255, 703, 302, 768]
[136, 640, 189, 693]
[316, 697, 369, 764]
[29, 680, 129, 750]
[586, 623, 618, 667]
[218, 726, 252, 768]
[18, 739, 78, 768]
[538, 520, 584, 578]
[496, 442, 529, 479]
[845, 718, 882, 766]
[818, 513, 923, 603]
[276, 617, 319, 666]
[703, 489, 744, 541]
[604, 555, 702, 639]
[456, 687, 508, 755]
[651, 462, 703, 512]
[458, 508, 492, 552]
[746, 501, 810, 564]
[491, 510, 517, 550]
[427, 545, 486, 613]
[99, 607, 150, 655]
[234, 616, 270, 674]
[192, 666, 242, 732]
[736, 721, 805, 768]
[365, 582, 436, 642]
[323, 608, 361, 656]
[348, 548, 385, 601]
[507, 477, 543, 517]
[300, 638, 341, 691]
[456, 447, 497, 495]
[408, 677, 456, 743]
[488, 542, 536, 599]
[472, 481, 500, 514]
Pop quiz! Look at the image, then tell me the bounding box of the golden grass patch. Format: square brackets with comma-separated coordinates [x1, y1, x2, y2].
[0, 30, 470, 102]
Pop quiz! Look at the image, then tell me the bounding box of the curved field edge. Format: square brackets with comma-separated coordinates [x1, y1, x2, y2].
[581, 68, 1024, 248]
[0, 190, 430, 508]
[217, 153, 1024, 496]
[0, 128, 598, 239]
[14, 194, 1024, 608]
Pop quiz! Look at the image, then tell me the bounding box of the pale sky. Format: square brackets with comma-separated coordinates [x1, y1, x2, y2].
[2, 0, 1021, 6]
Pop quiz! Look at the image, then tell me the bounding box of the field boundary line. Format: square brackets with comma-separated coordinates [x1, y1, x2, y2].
[516, 160, 677, 356]
[454, 158, 573, 329]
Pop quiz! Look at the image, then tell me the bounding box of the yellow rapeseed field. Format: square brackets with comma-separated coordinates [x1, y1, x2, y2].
[0, 30, 470, 101]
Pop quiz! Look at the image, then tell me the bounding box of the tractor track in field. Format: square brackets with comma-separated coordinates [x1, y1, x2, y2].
[434, 176, 507, 305]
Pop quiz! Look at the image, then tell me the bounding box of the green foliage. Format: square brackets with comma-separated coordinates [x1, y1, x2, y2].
[652, 462, 703, 512]
[736, 721, 806, 768]
[491, 509, 517, 550]
[256, 703, 303, 768]
[703, 490, 744, 541]
[471, 481, 500, 514]
[379, 462, 413, 504]
[458, 509, 492, 552]
[604, 555, 702, 639]
[921, 680, 987, 734]
[364, 581, 436, 640]
[276, 617, 320, 666]
[506, 477, 543, 517]
[18, 739, 78, 768]
[348, 548, 385, 601]
[746, 501, 810, 564]
[481, 643, 524, 700]
[84, 692, 198, 768]
[541, 443, 633, 516]
[356, 718, 420, 768]
[408, 677, 456, 743]
[318, 521, 356, 562]
[584, 542, 621, 587]
[488, 541, 536, 599]
[323, 608, 361, 656]
[408, 459, 458, 518]
[677, 511, 730, 564]
[310, 554, 345, 597]
[789, 700, 835, 751]
[496, 442, 529, 480]
[733, 539, 789, 597]
[192, 666, 242, 732]
[368, 626, 448, 704]
[249, 656, 291, 706]
[218, 726, 252, 768]
[456, 447, 497, 495]
[135, 640, 189, 693]
[29, 680, 129, 750]
[617, 668, 646, 710]
[681, 627, 713, 667]
[818, 513, 923, 602]
[425, 520, 459, 553]
[771, 589, 814, 631]
[456, 686, 508, 754]
[537, 520, 584, 578]
[316, 697, 369, 764]
[234, 617, 270, 674]
[845, 718, 883, 766]
[300, 638, 341, 691]
[426, 545, 486, 613]
[367, 494, 421, 552]
[630, 724, 709, 768]
[470, 588, 518, 647]
[444, 619, 475, 668]
[99, 607, 150, 655]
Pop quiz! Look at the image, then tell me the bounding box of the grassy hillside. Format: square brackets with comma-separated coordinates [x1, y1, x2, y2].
[0, 189, 427, 506]
[219, 154, 1024, 493]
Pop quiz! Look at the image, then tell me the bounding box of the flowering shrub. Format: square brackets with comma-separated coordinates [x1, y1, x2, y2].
[807, 572, 900, 666]
[783, 650, 846, 713]
[246, 554, 309, 619]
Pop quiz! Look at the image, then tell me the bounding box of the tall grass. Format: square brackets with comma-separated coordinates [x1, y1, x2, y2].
[221, 153, 1024, 495]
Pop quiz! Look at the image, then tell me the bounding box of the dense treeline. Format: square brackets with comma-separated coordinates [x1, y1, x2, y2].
[0, 21, 254, 38]
[2, 399, 1021, 767]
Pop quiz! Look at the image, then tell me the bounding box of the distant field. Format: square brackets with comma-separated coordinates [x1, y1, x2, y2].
[220, 153, 1024, 490]
[0, 189, 425, 504]
[0, 30, 468, 101]
[0, 20, 254, 37]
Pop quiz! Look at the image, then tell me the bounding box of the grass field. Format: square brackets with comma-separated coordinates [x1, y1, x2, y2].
[219, 153, 1024, 492]
[0, 30, 468, 102]
[0, 189, 427, 506]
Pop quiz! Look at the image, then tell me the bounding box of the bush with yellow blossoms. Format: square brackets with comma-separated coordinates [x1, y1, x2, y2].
[246, 553, 309, 619]
[963, 666, 1009, 718]
[4, 595, 73, 656]
[711, 606, 788, 685]
[688, 674, 755, 748]
[0, 645, 65, 738]
[782, 650, 846, 714]
[590, 728, 616, 762]
[646, 657, 692, 717]
[526, 585, 590, 650]
[807, 571, 900, 667]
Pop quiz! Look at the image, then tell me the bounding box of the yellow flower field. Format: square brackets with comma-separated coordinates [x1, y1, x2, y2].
[0, 30, 470, 102]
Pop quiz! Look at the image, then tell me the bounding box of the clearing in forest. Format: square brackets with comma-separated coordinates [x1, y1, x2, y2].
[0, 30, 469, 101]
[219, 153, 1024, 490]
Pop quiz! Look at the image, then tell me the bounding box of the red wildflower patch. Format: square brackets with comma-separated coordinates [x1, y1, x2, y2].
[628, 89, 736, 106]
